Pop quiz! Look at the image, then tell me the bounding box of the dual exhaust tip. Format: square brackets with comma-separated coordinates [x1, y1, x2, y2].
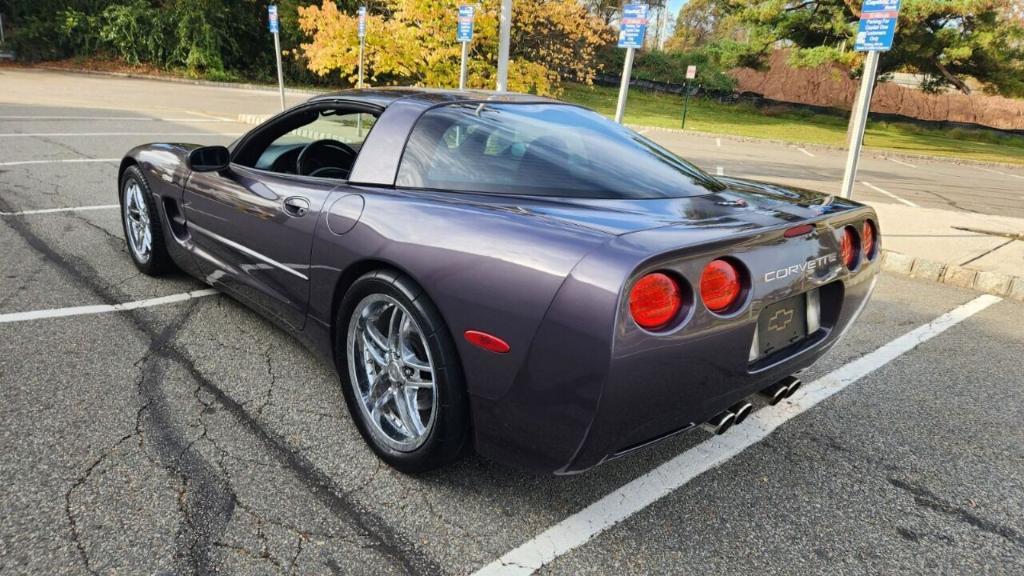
[701, 376, 802, 435]
[701, 401, 752, 435]
[760, 376, 802, 406]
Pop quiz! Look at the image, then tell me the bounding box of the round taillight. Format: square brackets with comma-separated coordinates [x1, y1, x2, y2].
[700, 259, 742, 313]
[840, 226, 858, 269]
[862, 220, 877, 259]
[629, 272, 682, 330]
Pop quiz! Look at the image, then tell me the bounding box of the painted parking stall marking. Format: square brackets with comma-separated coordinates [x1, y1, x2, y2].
[979, 166, 1024, 181]
[0, 204, 120, 216]
[887, 157, 917, 168]
[0, 132, 242, 138]
[0, 158, 119, 167]
[0, 289, 218, 323]
[472, 292, 1001, 576]
[0, 116, 237, 122]
[861, 181, 919, 207]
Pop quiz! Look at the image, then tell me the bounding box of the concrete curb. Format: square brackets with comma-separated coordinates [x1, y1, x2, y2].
[880, 249, 1024, 301]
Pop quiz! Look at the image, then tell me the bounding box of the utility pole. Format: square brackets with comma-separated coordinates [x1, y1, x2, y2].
[496, 0, 511, 91]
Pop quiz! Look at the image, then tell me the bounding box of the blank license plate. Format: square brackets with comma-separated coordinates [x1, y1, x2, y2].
[757, 294, 807, 357]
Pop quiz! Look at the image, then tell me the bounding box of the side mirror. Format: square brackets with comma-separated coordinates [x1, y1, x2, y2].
[187, 146, 230, 172]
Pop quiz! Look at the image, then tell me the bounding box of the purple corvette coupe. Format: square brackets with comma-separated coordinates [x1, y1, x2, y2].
[117, 88, 879, 473]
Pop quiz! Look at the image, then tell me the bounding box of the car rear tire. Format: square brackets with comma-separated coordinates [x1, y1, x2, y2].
[120, 165, 173, 275]
[336, 269, 470, 473]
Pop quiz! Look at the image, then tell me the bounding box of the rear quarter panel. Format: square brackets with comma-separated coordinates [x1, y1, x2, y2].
[306, 186, 613, 402]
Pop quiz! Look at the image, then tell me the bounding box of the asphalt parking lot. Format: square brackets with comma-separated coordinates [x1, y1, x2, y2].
[2, 68, 1023, 575]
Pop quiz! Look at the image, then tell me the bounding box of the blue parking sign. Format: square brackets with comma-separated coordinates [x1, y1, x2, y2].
[457, 5, 474, 43]
[854, 0, 900, 51]
[268, 5, 279, 34]
[357, 6, 367, 39]
[618, 4, 648, 49]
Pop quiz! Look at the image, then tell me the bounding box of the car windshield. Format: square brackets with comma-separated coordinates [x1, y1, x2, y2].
[396, 102, 725, 199]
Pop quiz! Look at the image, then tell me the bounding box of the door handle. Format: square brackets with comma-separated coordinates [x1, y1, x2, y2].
[283, 196, 310, 217]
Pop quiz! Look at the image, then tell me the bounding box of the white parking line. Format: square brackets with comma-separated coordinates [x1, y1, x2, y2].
[978, 167, 1024, 180]
[0, 158, 119, 167]
[472, 292, 1002, 576]
[716, 138, 722, 148]
[861, 181, 919, 207]
[0, 289, 219, 324]
[0, 132, 241, 138]
[716, 166, 724, 176]
[0, 116, 234, 122]
[887, 157, 918, 169]
[0, 204, 119, 216]
[797, 147, 815, 157]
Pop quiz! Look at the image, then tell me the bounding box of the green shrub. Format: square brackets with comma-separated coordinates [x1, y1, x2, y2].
[99, 1, 174, 65]
[598, 47, 736, 93]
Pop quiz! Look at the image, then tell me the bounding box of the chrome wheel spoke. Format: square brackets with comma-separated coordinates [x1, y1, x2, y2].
[387, 305, 404, 353]
[361, 331, 387, 367]
[401, 351, 431, 372]
[368, 387, 391, 422]
[364, 318, 389, 352]
[404, 375, 433, 389]
[393, 388, 424, 437]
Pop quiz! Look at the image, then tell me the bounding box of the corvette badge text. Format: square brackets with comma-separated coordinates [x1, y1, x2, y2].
[764, 253, 838, 282]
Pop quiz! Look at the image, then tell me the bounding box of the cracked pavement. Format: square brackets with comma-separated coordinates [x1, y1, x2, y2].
[1, 68, 1023, 575]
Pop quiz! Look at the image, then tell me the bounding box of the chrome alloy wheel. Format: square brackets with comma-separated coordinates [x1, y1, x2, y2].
[122, 179, 152, 262]
[346, 294, 438, 452]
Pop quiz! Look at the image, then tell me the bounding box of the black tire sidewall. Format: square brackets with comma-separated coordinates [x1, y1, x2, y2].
[336, 270, 470, 473]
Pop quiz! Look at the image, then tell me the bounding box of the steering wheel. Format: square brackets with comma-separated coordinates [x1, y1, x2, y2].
[296, 139, 357, 177]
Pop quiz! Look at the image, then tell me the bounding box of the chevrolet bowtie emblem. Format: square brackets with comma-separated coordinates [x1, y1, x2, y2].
[767, 308, 795, 332]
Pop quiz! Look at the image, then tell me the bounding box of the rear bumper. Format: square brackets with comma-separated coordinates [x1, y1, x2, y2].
[562, 272, 877, 472]
[470, 251, 879, 474]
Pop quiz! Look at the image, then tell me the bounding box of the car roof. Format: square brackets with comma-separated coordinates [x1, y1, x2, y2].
[308, 87, 559, 108]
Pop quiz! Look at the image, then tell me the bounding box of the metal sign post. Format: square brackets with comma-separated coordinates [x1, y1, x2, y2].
[840, 0, 901, 199]
[496, 0, 511, 91]
[357, 6, 366, 89]
[268, 5, 285, 111]
[680, 64, 696, 129]
[1, 13, 5, 44]
[356, 6, 367, 136]
[457, 6, 475, 90]
[614, 4, 649, 124]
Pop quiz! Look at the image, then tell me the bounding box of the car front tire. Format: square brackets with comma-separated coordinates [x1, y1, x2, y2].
[120, 165, 173, 275]
[336, 269, 470, 473]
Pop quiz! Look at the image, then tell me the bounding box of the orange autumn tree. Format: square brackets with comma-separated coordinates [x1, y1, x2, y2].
[297, 0, 613, 95]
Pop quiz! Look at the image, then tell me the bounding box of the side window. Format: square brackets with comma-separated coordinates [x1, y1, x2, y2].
[239, 108, 377, 178]
[396, 103, 723, 199]
[400, 110, 589, 190]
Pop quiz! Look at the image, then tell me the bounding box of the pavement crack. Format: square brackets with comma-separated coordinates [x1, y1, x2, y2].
[1, 194, 444, 576]
[64, 432, 137, 576]
[888, 477, 1024, 548]
[257, 345, 277, 417]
